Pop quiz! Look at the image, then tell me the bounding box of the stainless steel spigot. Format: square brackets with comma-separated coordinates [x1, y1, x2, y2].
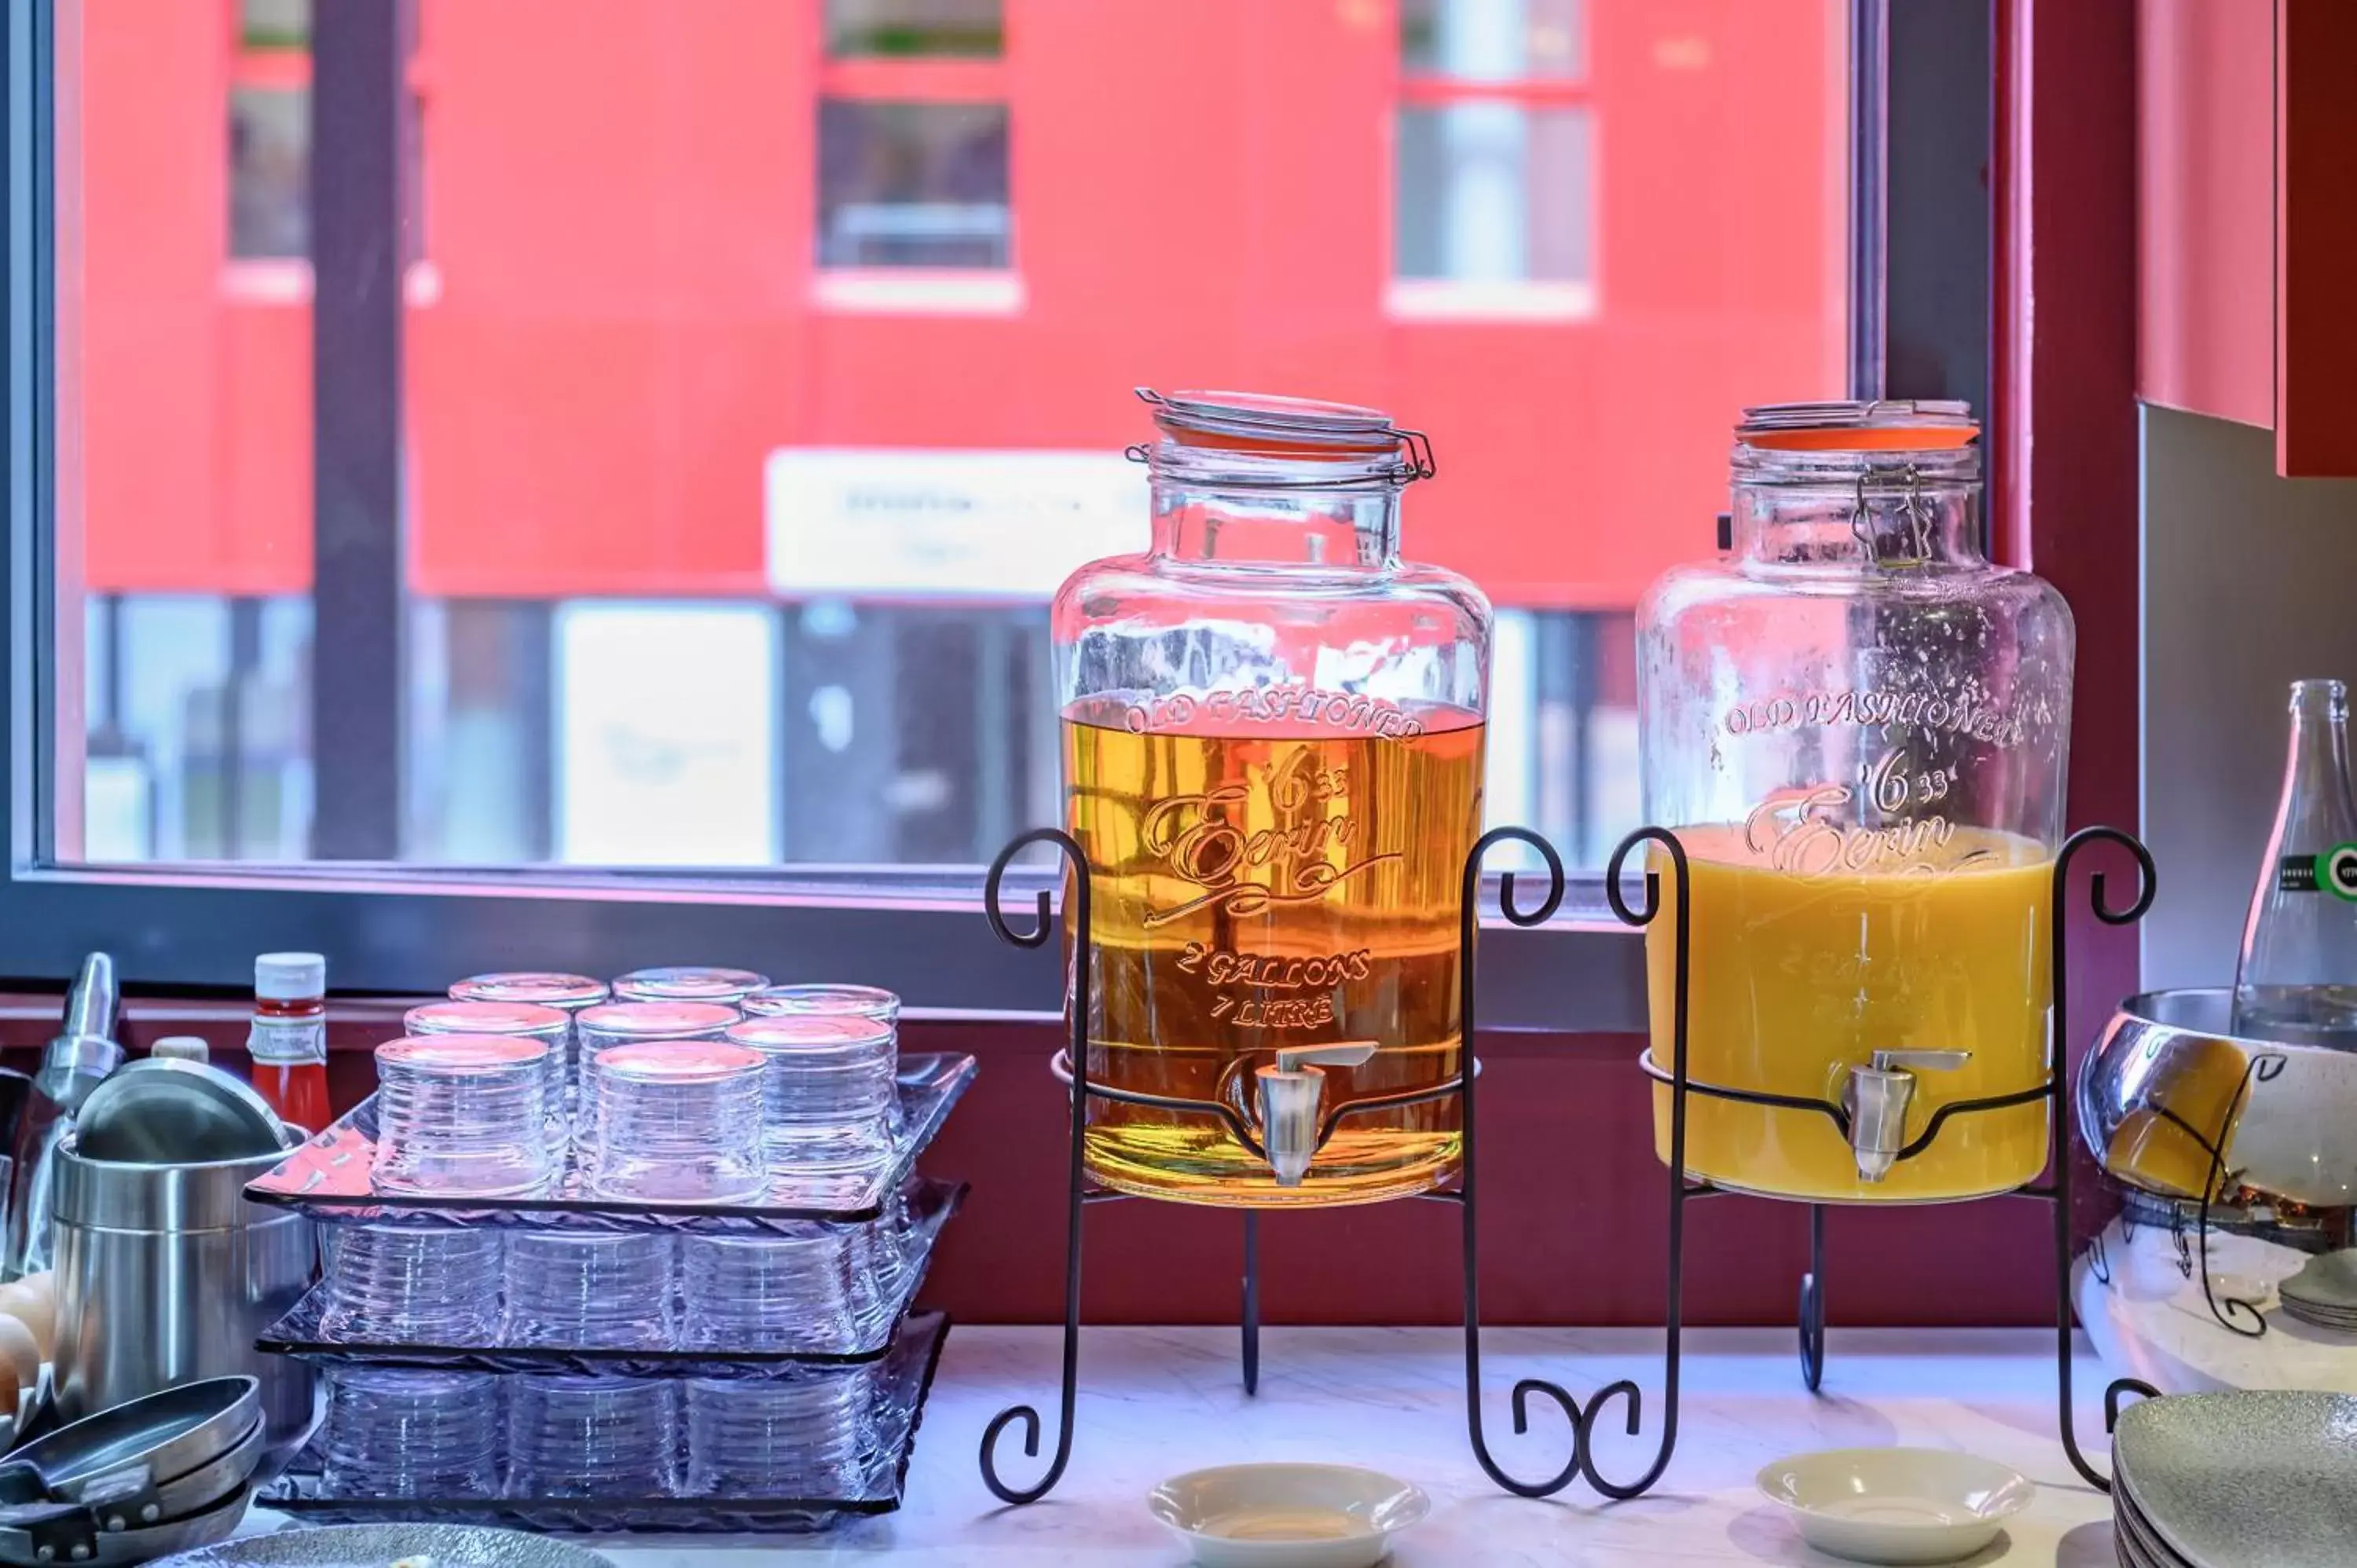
[1255, 1042, 1377, 1186]
[1842, 1047, 1968, 1182]
[7, 953, 126, 1279]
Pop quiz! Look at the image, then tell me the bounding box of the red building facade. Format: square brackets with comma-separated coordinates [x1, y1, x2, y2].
[68, 0, 1843, 611]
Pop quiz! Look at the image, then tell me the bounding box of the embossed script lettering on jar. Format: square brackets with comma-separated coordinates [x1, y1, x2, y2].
[1139, 741, 1400, 925]
[1061, 686, 1484, 1201]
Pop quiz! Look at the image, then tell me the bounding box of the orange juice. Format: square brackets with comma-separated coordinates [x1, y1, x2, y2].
[1646, 824, 2053, 1202]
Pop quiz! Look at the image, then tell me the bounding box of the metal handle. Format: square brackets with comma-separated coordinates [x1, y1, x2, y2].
[1257, 1043, 1377, 1187]
[1273, 1042, 1378, 1073]
[1868, 1048, 1970, 1074]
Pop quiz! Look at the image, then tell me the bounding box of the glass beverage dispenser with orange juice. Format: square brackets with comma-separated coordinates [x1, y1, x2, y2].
[1055, 390, 1488, 1207]
[1635, 401, 2074, 1202]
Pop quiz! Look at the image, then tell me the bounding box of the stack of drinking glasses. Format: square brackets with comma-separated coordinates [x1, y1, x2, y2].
[247, 971, 976, 1533]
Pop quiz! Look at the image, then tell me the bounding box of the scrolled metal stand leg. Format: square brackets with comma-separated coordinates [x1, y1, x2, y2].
[1241, 1213, 1261, 1397]
[1576, 826, 1692, 1500]
[1457, 828, 1583, 1499]
[2049, 826, 2161, 1493]
[978, 829, 1093, 1505]
[2190, 1055, 2282, 1337]
[1798, 1204, 1827, 1394]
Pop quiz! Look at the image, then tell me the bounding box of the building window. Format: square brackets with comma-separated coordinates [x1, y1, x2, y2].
[229, 2, 310, 261]
[816, 101, 1010, 270]
[816, 0, 1013, 297]
[1393, 0, 1594, 318]
[827, 0, 1005, 59]
[225, 0, 427, 273]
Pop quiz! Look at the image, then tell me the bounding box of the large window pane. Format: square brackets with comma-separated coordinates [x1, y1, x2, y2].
[57, 0, 1846, 875]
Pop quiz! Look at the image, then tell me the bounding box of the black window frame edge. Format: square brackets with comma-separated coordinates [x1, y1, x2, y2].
[0, 0, 1986, 1032]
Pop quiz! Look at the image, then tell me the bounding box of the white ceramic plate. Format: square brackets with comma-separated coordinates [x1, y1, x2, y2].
[1755, 1447, 2034, 1566]
[1148, 1464, 1430, 1568]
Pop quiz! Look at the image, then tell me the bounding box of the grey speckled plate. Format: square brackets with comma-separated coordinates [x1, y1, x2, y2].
[2113, 1391, 2357, 1568]
[2113, 1483, 2187, 1567]
[148, 1525, 617, 1568]
[2280, 1248, 2357, 1311]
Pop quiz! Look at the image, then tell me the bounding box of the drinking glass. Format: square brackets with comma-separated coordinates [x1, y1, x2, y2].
[679, 1224, 866, 1353]
[371, 1035, 555, 1196]
[684, 1371, 862, 1497]
[504, 1229, 676, 1348]
[723, 1015, 896, 1171]
[574, 1001, 740, 1156]
[588, 1042, 767, 1203]
[323, 1368, 500, 1498]
[405, 999, 573, 1145]
[611, 966, 771, 1006]
[322, 1223, 504, 1343]
[505, 1376, 678, 1497]
[739, 984, 900, 1028]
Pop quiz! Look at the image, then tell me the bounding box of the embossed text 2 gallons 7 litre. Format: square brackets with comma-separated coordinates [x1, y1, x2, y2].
[1056, 391, 1489, 1207]
[1636, 402, 2074, 1202]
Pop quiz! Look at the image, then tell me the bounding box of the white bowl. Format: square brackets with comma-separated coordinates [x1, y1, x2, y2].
[1755, 1447, 2034, 1566]
[1148, 1464, 1430, 1568]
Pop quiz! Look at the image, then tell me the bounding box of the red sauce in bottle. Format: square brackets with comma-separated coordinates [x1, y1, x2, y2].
[250, 953, 331, 1132]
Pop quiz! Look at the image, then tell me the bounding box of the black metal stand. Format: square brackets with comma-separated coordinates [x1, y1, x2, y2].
[976, 826, 1586, 1504]
[2084, 1052, 2287, 1340]
[1585, 822, 2164, 1496]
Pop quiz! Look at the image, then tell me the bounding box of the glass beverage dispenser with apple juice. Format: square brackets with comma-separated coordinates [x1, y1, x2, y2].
[1054, 390, 1489, 1207]
[1636, 401, 2073, 1202]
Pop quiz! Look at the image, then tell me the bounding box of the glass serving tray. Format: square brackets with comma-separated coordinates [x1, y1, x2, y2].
[246, 1052, 977, 1227]
[259, 1310, 948, 1533]
[259, 1178, 964, 1373]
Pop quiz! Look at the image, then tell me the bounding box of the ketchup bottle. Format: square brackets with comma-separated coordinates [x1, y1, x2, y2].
[249, 952, 331, 1133]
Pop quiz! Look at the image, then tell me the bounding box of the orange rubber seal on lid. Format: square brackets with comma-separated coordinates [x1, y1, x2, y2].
[1165, 426, 1401, 458]
[1744, 425, 1979, 452]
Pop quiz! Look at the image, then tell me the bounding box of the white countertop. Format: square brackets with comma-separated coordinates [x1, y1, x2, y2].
[514, 1325, 2128, 1566]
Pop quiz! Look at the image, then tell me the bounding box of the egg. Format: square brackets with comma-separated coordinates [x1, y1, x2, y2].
[0, 1274, 56, 1360]
[0, 1313, 37, 1405]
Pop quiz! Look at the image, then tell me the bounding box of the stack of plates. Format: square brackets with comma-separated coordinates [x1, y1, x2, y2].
[2275, 1249, 2357, 1333]
[2112, 1390, 2357, 1567]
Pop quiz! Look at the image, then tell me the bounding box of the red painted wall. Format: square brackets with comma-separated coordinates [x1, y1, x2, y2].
[71, 0, 1843, 609]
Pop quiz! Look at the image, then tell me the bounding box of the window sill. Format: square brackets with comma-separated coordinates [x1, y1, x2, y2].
[1384, 277, 1599, 323]
[812, 269, 1025, 317]
[219, 259, 444, 307]
[5, 862, 1646, 1033]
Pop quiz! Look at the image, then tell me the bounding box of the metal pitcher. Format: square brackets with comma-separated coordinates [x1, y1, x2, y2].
[49, 1137, 316, 1464]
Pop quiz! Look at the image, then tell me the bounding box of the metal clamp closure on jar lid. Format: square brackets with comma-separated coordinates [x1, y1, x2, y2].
[1130, 388, 1436, 485]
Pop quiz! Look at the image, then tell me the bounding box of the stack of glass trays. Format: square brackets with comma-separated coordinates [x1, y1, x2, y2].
[265, 1313, 948, 1533]
[262, 1176, 960, 1373]
[247, 1053, 973, 1224]
[247, 1045, 976, 1533]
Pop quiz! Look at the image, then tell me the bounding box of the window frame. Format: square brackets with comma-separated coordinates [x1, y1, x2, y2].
[1, 0, 1998, 1029]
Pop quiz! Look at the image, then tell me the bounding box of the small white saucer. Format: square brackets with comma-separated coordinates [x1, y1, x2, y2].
[1755, 1447, 2034, 1566]
[1148, 1464, 1430, 1568]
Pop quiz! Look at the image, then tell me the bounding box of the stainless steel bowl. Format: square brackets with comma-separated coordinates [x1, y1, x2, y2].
[2078, 987, 2357, 1207]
